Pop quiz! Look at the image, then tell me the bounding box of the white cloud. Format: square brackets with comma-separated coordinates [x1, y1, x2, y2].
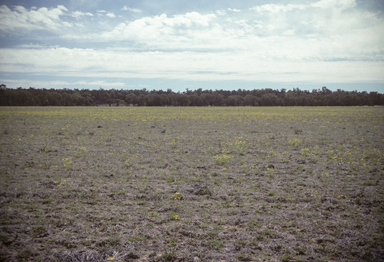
[15, 43, 44, 49]
[106, 12, 116, 18]
[93, 12, 217, 47]
[0, 0, 383, 87]
[72, 11, 93, 19]
[249, 3, 306, 13]
[0, 5, 70, 33]
[121, 6, 142, 13]
[1, 79, 125, 89]
[67, 3, 381, 64]
[0, 47, 383, 83]
[311, 0, 356, 10]
[216, 9, 227, 16]
[57, 5, 68, 12]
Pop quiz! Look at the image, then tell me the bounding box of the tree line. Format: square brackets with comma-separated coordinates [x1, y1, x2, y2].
[0, 84, 383, 106]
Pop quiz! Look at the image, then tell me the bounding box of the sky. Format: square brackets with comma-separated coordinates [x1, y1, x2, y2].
[0, 0, 383, 93]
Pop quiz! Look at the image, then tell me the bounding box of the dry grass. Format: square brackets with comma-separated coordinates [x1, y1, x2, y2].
[0, 106, 383, 261]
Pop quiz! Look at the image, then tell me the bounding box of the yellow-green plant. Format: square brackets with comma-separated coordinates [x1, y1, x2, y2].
[214, 154, 231, 166]
[172, 192, 183, 200]
[289, 138, 302, 148]
[62, 157, 73, 171]
[123, 156, 135, 168]
[75, 146, 88, 158]
[266, 167, 275, 179]
[310, 190, 319, 198]
[300, 148, 310, 156]
[169, 211, 179, 220]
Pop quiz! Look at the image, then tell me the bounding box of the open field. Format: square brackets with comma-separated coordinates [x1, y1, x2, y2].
[0, 106, 383, 262]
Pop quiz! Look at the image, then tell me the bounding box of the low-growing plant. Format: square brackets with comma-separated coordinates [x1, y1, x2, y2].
[32, 225, 46, 237]
[168, 211, 179, 220]
[236, 253, 252, 261]
[62, 158, 73, 171]
[208, 238, 225, 250]
[171, 192, 182, 200]
[159, 248, 177, 262]
[214, 154, 231, 166]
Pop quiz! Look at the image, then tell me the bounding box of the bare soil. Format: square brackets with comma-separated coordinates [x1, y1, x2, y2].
[0, 107, 383, 262]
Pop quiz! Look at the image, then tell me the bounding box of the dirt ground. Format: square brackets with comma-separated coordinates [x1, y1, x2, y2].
[0, 106, 383, 261]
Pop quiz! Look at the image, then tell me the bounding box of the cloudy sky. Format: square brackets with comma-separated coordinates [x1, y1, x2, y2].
[0, 0, 383, 92]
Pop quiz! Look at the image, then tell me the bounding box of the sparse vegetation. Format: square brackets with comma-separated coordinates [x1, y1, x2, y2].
[0, 106, 383, 261]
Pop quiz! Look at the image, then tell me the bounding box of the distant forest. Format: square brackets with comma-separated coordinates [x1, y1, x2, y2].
[1, 84, 383, 106]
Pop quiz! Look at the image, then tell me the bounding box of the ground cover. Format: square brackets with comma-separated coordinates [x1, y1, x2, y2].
[0, 106, 383, 262]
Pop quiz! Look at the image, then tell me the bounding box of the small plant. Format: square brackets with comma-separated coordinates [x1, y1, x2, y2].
[289, 138, 302, 148]
[123, 157, 135, 168]
[281, 251, 294, 262]
[319, 173, 331, 182]
[75, 146, 88, 158]
[310, 190, 320, 198]
[159, 249, 177, 262]
[208, 238, 225, 250]
[68, 204, 78, 213]
[127, 235, 145, 242]
[148, 212, 160, 217]
[248, 219, 260, 229]
[214, 154, 231, 166]
[236, 254, 252, 261]
[54, 179, 73, 187]
[327, 150, 338, 160]
[169, 211, 179, 220]
[171, 192, 183, 200]
[294, 129, 303, 135]
[300, 148, 310, 156]
[266, 167, 275, 178]
[32, 225, 46, 237]
[62, 157, 73, 171]
[108, 236, 120, 245]
[167, 237, 178, 246]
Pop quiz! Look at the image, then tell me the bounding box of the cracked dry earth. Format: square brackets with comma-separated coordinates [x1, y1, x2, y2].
[0, 106, 383, 261]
